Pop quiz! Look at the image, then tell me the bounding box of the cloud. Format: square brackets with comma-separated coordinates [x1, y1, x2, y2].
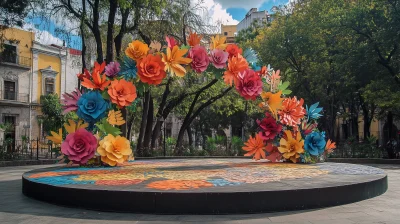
[23, 23, 64, 46]
[213, 0, 266, 10]
[201, 0, 240, 25]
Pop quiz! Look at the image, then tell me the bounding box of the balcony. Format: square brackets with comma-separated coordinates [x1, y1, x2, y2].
[0, 89, 29, 106]
[0, 55, 31, 68]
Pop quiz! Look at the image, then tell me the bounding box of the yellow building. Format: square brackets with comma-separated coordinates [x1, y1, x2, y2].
[31, 42, 81, 141]
[0, 27, 81, 142]
[0, 27, 34, 142]
[221, 25, 237, 44]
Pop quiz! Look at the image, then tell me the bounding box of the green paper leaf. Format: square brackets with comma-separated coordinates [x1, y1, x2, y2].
[278, 81, 292, 95]
[101, 91, 110, 100]
[96, 118, 121, 137]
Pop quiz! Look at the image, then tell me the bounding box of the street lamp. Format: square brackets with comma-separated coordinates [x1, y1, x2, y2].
[159, 117, 166, 157]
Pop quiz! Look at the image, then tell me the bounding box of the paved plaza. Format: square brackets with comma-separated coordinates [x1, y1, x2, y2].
[1, 163, 400, 224]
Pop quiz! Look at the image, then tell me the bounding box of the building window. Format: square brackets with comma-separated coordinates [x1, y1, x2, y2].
[0, 44, 17, 64]
[224, 32, 228, 36]
[45, 78, 55, 95]
[3, 81, 16, 100]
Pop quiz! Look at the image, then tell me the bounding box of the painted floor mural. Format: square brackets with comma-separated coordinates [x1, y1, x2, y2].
[24, 159, 386, 191]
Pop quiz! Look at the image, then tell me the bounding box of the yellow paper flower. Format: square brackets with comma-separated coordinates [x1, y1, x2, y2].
[278, 130, 304, 163]
[46, 128, 62, 144]
[107, 110, 125, 125]
[259, 91, 284, 119]
[210, 35, 227, 50]
[64, 119, 89, 134]
[162, 45, 192, 77]
[97, 135, 132, 166]
[125, 40, 149, 61]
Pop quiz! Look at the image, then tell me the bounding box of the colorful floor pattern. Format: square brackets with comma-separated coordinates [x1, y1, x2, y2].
[24, 159, 386, 191]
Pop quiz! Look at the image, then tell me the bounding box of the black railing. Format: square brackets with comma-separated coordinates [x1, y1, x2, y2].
[0, 55, 31, 67]
[0, 89, 29, 103]
[0, 138, 58, 161]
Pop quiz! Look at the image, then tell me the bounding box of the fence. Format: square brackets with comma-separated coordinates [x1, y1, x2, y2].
[0, 138, 57, 161]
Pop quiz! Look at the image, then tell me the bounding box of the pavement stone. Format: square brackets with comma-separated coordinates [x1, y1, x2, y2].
[0, 164, 400, 224]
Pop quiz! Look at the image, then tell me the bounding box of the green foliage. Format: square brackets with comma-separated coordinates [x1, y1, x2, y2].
[40, 94, 71, 135]
[96, 118, 122, 137]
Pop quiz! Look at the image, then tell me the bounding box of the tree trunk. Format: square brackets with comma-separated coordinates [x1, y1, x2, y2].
[176, 87, 233, 151]
[143, 95, 154, 155]
[126, 115, 134, 142]
[105, 0, 117, 63]
[136, 91, 150, 156]
[187, 126, 193, 147]
[151, 120, 163, 149]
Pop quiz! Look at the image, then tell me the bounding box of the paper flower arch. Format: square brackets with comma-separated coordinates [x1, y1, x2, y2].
[47, 31, 335, 166]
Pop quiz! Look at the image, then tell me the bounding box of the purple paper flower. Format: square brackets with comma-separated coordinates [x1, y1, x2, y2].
[61, 88, 82, 114]
[104, 61, 120, 78]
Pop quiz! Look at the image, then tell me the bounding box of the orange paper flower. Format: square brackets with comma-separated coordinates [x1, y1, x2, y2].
[162, 45, 192, 77]
[125, 40, 149, 61]
[46, 128, 62, 144]
[325, 139, 336, 153]
[223, 54, 249, 86]
[278, 130, 304, 163]
[108, 79, 137, 108]
[137, 54, 166, 85]
[259, 91, 284, 119]
[81, 69, 110, 91]
[188, 30, 202, 47]
[243, 133, 266, 161]
[278, 97, 306, 127]
[97, 135, 132, 166]
[210, 35, 227, 50]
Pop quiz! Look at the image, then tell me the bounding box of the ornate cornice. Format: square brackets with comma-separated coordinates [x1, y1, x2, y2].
[31, 41, 67, 59]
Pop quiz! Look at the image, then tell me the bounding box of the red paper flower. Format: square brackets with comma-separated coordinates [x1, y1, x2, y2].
[257, 113, 282, 141]
[226, 44, 243, 58]
[235, 69, 263, 100]
[188, 45, 210, 73]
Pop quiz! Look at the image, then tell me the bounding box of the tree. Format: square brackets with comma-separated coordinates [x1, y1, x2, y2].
[39, 94, 71, 135]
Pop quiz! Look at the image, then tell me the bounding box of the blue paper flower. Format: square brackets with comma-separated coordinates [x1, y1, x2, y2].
[77, 91, 108, 123]
[243, 48, 259, 64]
[119, 56, 137, 80]
[306, 102, 323, 121]
[304, 131, 326, 156]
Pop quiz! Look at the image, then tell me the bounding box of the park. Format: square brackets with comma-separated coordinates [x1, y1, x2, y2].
[1, 0, 400, 223]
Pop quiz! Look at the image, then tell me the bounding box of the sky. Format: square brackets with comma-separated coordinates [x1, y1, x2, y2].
[24, 0, 290, 50]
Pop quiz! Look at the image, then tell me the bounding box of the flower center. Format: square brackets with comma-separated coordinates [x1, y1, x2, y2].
[86, 101, 96, 110]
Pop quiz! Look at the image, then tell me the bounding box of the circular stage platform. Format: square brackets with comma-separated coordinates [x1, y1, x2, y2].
[22, 159, 387, 214]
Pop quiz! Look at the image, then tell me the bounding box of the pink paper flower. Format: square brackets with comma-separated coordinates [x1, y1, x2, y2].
[166, 36, 178, 49]
[61, 88, 82, 114]
[61, 128, 97, 164]
[236, 69, 263, 100]
[257, 113, 282, 141]
[209, 49, 228, 69]
[188, 45, 209, 73]
[104, 61, 120, 78]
